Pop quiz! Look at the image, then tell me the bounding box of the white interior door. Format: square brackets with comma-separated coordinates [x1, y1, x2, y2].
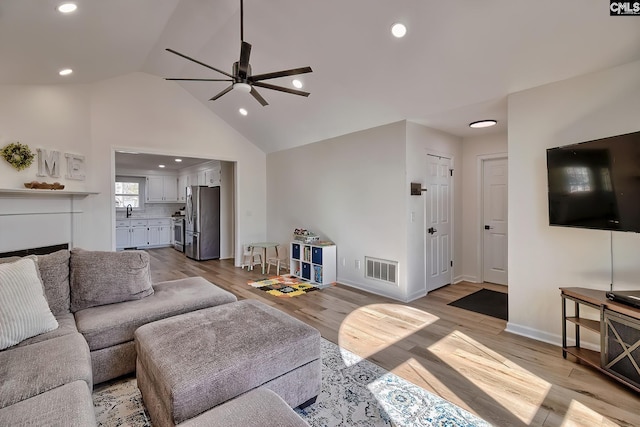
[482, 157, 508, 285]
[426, 155, 452, 292]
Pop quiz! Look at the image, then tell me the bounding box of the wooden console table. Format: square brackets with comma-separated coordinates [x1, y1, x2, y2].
[561, 287, 640, 392]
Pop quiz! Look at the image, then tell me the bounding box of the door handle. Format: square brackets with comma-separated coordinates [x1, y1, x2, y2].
[428, 227, 437, 235]
[484, 225, 494, 230]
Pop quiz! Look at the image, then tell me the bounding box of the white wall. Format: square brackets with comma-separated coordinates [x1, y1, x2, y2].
[0, 72, 266, 260]
[406, 122, 463, 300]
[267, 120, 463, 302]
[460, 133, 508, 282]
[508, 59, 640, 344]
[0, 84, 92, 252]
[267, 122, 409, 301]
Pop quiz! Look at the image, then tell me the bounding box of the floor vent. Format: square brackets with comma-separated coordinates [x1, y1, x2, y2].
[365, 257, 398, 285]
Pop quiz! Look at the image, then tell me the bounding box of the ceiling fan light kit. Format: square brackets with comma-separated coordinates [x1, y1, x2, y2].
[165, 0, 312, 107]
[233, 82, 252, 93]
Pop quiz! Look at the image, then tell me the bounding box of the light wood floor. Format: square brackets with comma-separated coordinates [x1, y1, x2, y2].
[147, 248, 640, 427]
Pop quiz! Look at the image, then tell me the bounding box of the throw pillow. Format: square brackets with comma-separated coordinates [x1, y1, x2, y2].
[69, 249, 154, 312]
[0, 258, 59, 350]
[36, 250, 71, 316]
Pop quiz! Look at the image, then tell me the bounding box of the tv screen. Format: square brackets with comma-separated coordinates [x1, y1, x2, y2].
[546, 130, 640, 232]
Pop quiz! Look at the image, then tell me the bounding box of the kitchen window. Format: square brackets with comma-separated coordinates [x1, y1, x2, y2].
[115, 176, 145, 209]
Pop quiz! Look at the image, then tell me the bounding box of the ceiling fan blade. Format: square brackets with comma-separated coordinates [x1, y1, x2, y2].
[166, 48, 235, 79]
[249, 66, 312, 82]
[253, 82, 310, 97]
[238, 41, 252, 79]
[250, 87, 269, 106]
[209, 85, 234, 101]
[165, 78, 234, 82]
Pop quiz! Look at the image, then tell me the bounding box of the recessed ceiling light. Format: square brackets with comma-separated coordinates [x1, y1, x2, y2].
[239, 108, 248, 116]
[292, 79, 303, 89]
[391, 23, 407, 38]
[59, 68, 73, 76]
[158, 164, 166, 168]
[469, 120, 498, 129]
[174, 158, 182, 163]
[57, 3, 77, 13]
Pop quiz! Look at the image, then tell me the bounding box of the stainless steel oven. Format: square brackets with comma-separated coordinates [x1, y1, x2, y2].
[172, 217, 185, 252]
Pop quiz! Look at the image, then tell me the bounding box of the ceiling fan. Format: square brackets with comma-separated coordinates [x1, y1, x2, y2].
[165, 0, 312, 106]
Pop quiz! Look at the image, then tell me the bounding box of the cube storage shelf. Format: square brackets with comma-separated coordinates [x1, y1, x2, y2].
[290, 241, 336, 287]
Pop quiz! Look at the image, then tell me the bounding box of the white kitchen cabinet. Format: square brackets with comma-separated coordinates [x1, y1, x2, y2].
[147, 218, 171, 247]
[116, 219, 149, 249]
[146, 175, 178, 203]
[178, 174, 188, 201]
[115, 226, 130, 249]
[204, 166, 221, 187]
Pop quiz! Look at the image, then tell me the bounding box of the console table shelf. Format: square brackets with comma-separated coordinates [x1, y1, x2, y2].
[560, 287, 640, 393]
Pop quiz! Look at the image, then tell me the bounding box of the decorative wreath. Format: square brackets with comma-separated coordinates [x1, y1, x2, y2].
[1, 142, 35, 171]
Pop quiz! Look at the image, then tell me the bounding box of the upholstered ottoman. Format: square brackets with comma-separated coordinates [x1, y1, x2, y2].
[180, 388, 310, 427]
[134, 299, 321, 427]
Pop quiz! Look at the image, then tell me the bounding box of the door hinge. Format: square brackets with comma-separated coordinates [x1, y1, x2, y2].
[450, 169, 453, 176]
[450, 260, 453, 267]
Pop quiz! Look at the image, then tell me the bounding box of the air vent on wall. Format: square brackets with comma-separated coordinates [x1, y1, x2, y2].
[365, 256, 398, 285]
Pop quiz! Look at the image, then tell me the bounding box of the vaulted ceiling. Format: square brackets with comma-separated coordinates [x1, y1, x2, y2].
[1, 1, 639, 153]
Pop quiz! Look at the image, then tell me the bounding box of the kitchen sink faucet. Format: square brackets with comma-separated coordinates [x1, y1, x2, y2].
[126, 204, 133, 218]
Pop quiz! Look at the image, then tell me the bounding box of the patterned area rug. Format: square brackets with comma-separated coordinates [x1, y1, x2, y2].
[248, 274, 319, 297]
[93, 339, 491, 427]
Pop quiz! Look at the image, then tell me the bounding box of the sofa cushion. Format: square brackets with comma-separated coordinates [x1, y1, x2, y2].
[69, 249, 154, 312]
[0, 381, 97, 427]
[36, 249, 71, 316]
[15, 312, 78, 348]
[74, 276, 237, 351]
[0, 258, 58, 350]
[0, 332, 92, 409]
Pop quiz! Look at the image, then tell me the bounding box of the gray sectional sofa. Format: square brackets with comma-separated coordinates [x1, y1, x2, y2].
[0, 249, 237, 425]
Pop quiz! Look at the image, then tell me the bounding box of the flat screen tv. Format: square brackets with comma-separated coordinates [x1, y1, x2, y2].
[546, 130, 640, 232]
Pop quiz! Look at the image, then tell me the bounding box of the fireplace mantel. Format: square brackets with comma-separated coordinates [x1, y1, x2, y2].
[0, 188, 99, 197]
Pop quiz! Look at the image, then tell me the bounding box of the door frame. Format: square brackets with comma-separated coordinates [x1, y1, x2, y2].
[424, 150, 455, 293]
[476, 153, 508, 283]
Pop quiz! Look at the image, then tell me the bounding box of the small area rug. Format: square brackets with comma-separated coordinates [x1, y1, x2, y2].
[248, 274, 319, 297]
[448, 288, 508, 320]
[93, 338, 491, 427]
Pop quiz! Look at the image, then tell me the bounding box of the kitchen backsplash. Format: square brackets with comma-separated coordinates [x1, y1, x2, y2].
[115, 203, 184, 219]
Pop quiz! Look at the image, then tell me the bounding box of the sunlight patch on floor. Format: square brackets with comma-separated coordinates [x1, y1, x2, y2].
[338, 303, 439, 364]
[429, 330, 552, 425]
[560, 399, 616, 427]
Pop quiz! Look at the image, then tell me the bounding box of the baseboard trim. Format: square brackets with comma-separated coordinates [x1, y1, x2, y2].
[505, 322, 599, 352]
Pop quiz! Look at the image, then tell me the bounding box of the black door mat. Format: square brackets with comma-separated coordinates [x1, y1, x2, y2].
[447, 288, 508, 320]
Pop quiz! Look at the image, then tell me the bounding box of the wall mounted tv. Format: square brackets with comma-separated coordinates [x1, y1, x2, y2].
[546, 130, 640, 232]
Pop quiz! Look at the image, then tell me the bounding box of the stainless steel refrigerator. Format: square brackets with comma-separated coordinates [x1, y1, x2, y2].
[185, 185, 220, 260]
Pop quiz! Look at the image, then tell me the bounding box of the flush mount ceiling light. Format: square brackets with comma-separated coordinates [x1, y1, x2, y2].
[158, 164, 166, 168]
[239, 108, 248, 116]
[57, 3, 77, 13]
[469, 119, 497, 129]
[174, 158, 182, 162]
[292, 79, 303, 89]
[391, 23, 407, 38]
[59, 68, 73, 76]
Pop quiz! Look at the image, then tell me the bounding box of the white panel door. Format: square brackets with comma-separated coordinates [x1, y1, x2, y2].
[482, 158, 508, 285]
[426, 155, 452, 292]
